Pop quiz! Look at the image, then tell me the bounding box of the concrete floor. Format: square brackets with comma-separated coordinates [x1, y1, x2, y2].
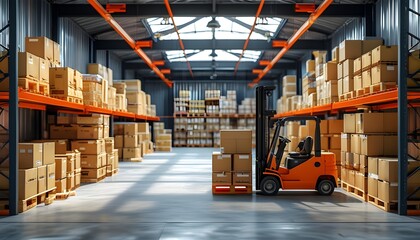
[0, 148, 419, 239]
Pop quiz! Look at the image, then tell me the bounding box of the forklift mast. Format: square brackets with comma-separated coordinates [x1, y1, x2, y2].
[255, 86, 276, 190]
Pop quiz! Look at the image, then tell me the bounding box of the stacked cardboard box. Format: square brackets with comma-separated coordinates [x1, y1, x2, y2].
[56, 150, 81, 192]
[238, 98, 256, 114]
[108, 86, 117, 110]
[219, 91, 237, 114]
[87, 63, 114, 108]
[0, 142, 56, 212]
[49, 67, 83, 102]
[113, 82, 127, 111]
[154, 122, 172, 151]
[302, 60, 316, 108]
[212, 130, 252, 194]
[117, 80, 147, 115]
[82, 74, 104, 107]
[341, 112, 398, 200]
[114, 122, 151, 161]
[174, 90, 191, 114]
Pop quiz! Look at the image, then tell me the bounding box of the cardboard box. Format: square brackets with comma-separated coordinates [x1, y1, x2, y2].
[113, 149, 119, 169]
[368, 177, 378, 197]
[126, 92, 145, 104]
[49, 67, 75, 96]
[362, 51, 372, 69]
[343, 76, 354, 93]
[81, 154, 103, 169]
[337, 63, 343, 80]
[37, 165, 47, 193]
[220, 130, 252, 154]
[324, 62, 337, 81]
[124, 124, 138, 135]
[343, 59, 354, 78]
[328, 120, 343, 134]
[19, 168, 37, 200]
[77, 125, 103, 140]
[339, 40, 362, 62]
[378, 158, 420, 183]
[123, 148, 141, 159]
[87, 63, 105, 77]
[107, 153, 114, 166]
[341, 133, 351, 152]
[212, 172, 232, 184]
[340, 151, 346, 166]
[341, 167, 347, 182]
[350, 134, 360, 154]
[359, 155, 368, 173]
[66, 173, 74, 191]
[25, 37, 54, 60]
[371, 64, 398, 84]
[50, 125, 77, 139]
[105, 137, 114, 154]
[354, 74, 363, 90]
[156, 134, 171, 141]
[345, 152, 354, 168]
[371, 45, 398, 65]
[124, 135, 138, 148]
[19, 143, 43, 169]
[55, 157, 67, 180]
[233, 154, 252, 171]
[377, 180, 396, 202]
[348, 170, 355, 185]
[286, 122, 300, 137]
[81, 167, 106, 179]
[39, 58, 49, 82]
[362, 69, 372, 88]
[368, 157, 378, 174]
[353, 153, 360, 170]
[362, 39, 383, 54]
[338, 79, 343, 96]
[115, 135, 124, 148]
[354, 172, 367, 191]
[41, 142, 55, 165]
[47, 163, 55, 190]
[76, 114, 103, 125]
[298, 126, 308, 139]
[356, 113, 384, 134]
[55, 178, 66, 193]
[354, 57, 362, 74]
[212, 152, 232, 172]
[71, 140, 104, 155]
[360, 135, 384, 156]
[383, 135, 398, 156]
[232, 172, 252, 184]
[74, 172, 81, 188]
[329, 135, 341, 150]
[344, 114, 356, 133]
[137, 123, 149, 133]
[54, 140, 68, 154]
[383, 112, 398, 133]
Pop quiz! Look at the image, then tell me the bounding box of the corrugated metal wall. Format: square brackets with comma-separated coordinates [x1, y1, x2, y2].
[0, 0, 51, 51]
[330, 18, 365, 48]
[376, 0, 420, 47]
[96, 50, 123, 79]
[58, 18, 90, 73]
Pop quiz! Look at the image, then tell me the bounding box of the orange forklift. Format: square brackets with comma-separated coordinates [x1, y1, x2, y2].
[256, 86, 338, 196]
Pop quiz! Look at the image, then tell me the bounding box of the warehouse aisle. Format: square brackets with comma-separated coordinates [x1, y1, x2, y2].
[0, 148, 419, 239]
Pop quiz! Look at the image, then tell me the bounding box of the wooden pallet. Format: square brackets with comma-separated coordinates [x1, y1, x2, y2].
[188, 113, 206, 117]
[84, 101, 102, 108]
[81, 175, 106, 183]
[212, 184, 252, 195]
[51, 95, 83, 104]
[106, 168, 119, 177]
[174, 144, 188, 147]
[18, 188, 57, 213]
[18, 77, 38, 93]
[339, 91, 356, 102]
[369, 82, 397, 94]
[355, 88, 366, 97]
[38, 82, 50, 96]
[371, 61, 398, 68]
[341, 181, 367, 201]
[54, 190, 77, 200]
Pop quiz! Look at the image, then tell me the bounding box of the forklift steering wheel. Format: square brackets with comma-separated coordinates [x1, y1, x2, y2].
[279, 136, 291, 143]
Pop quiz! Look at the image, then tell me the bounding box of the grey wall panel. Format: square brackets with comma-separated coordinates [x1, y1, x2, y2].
[331, 18, 365, 48]
[58, 18, 90, 73]
[0, 0, 51, 51]
[95, 50, 122, 79]
[96, 50, 107, 66]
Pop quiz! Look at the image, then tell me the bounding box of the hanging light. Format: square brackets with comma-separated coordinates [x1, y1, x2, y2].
[207, 17, 221, 29]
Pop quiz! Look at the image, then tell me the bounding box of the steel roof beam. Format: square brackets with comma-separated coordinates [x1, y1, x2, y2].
[95, 39, 329, 51]
[53, 4, 367, 18]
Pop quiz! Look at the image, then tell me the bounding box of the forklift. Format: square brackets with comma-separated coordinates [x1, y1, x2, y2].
[256, 86, 338, 196]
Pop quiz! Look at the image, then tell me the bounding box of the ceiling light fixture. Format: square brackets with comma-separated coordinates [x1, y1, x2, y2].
[207, 17, 221, 29]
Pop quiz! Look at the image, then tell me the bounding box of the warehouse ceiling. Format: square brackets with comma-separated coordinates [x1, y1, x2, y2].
[52, 0, 375, 82]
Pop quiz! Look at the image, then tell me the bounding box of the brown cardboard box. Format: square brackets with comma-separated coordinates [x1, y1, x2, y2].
[354, 57, 362, 74]
[368, 176, 378, 197]
[115, 135, 124, 148]
[378, 158, 420, 183]
[341, 167, 347, 182]
[371, 64, 398, 84]
[53, 140, 68, 154]
[371, 45, 398, 64]
[127, 104, 145, 115]
[286, 122, 300, 137]
[41, 142, 55, 165]
[356, 113, 384, 134]
[362, 69, 372, 88]
[350, 134, 360, 154]
[117, 147, 123, 159]
[362, 51, 372, 69]
[339, 40, 362, 62]
[368, 157, 378, 174]
[81, 167, 106, 179]
[58, 153, 75, 174]
[348, 170, 355, 185]
[383, 112, 398, 133]
[359, 155, 368, 173]
[354, 74, 363, 90]
[76, 114, 103, 125]
[46, 163, 55, 190]
[328, 120, 343, 134]
[105, 137, 114, 154]
[25, 36, 54, 60]
[383, 135, 398, 156]
[137, 123, 149, 133]
[362, 39, 383, 54]
[338, 79, 343, 96]
[123, 148, 141, 159]
[330, 135, 341, 150]
[113, 149, 119, 169]
[87, 63, 105, 77]
[19, 143, 43, 168]
[50, 125, 77, 139]
[340, 151, 346, 166]
[77, 125, 103, 140]
[124, 124, 138, 135]
[156, 134, 171, 141]
[37, 165, 47, 193]
[298, 126, 308, 139]
[306, 60, 315, 72]
[344, 114, 356, 133]
[55, 178, 66, 193]
[220, 130, 252, 154]
[49, 67, 75, 96]
[212, 152, 232, 172]
[343, 76, 354, 93]
[74, 172, 81, 188]
[107, 153, 114, 166]
[377, 180, 396, 202]
[126, 92, 144, 104]
[355, 172, 367, 191]
[338, 63, 343, 79]
[66, 173, 74, 191]
[353, 153, 360, 170]
[232, 172, 252, 184]
[124, 135, 138, 148]
[345, 152, 354, 169]
[103, 126, 109, 138]
[53, 41, 60, 64]
[100, 152, 107, 166]
[321, 136, 329, 151]
[55, 157, 67, 180]
[212, 172, 232, 184]
[233, 154, 252, 171]
[81, 154, 103, 169]
[74, 150, 81, 170]
[360, 135, 383, 156]
[19, 168, 37, 200]
[343, 59, 354, 78]
[324, 62, 337, 81]
[341, 133, 351, 152]
[39, 58, 49, 82]
[138, 133, 150, 142]
[71, 140, 104, 155]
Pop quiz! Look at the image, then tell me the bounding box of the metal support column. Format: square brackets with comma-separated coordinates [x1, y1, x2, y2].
[51, 5, 59, 42]
[8, 0, 19, 216]
[105, 50, 110, 68]
[89, 39, 95, 63]
[365, 4, 375, 37]
[398, 0, 409, 216]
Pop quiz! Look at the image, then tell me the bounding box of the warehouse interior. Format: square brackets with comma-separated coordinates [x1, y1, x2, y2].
[1, 0, 420, 239]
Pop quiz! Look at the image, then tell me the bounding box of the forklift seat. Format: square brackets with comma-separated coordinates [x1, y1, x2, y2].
[286, 136, 313, 169]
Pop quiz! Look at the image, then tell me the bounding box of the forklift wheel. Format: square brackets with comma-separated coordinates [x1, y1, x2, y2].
[317, 179, 334, 196]
[260, 176, 280, 196]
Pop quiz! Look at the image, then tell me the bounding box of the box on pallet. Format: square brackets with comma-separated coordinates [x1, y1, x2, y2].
[220, 130, 252, 154]
[212, 152, 232, 172]
[71, 140, 104, 155]
[18, 143, 43, 169]
[18, 52, 40, 80]
[49, 67, 75, 96]
[37, 165, 47, 193]
[46, 163, 55, 190]
[25, 37, 54, 61]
